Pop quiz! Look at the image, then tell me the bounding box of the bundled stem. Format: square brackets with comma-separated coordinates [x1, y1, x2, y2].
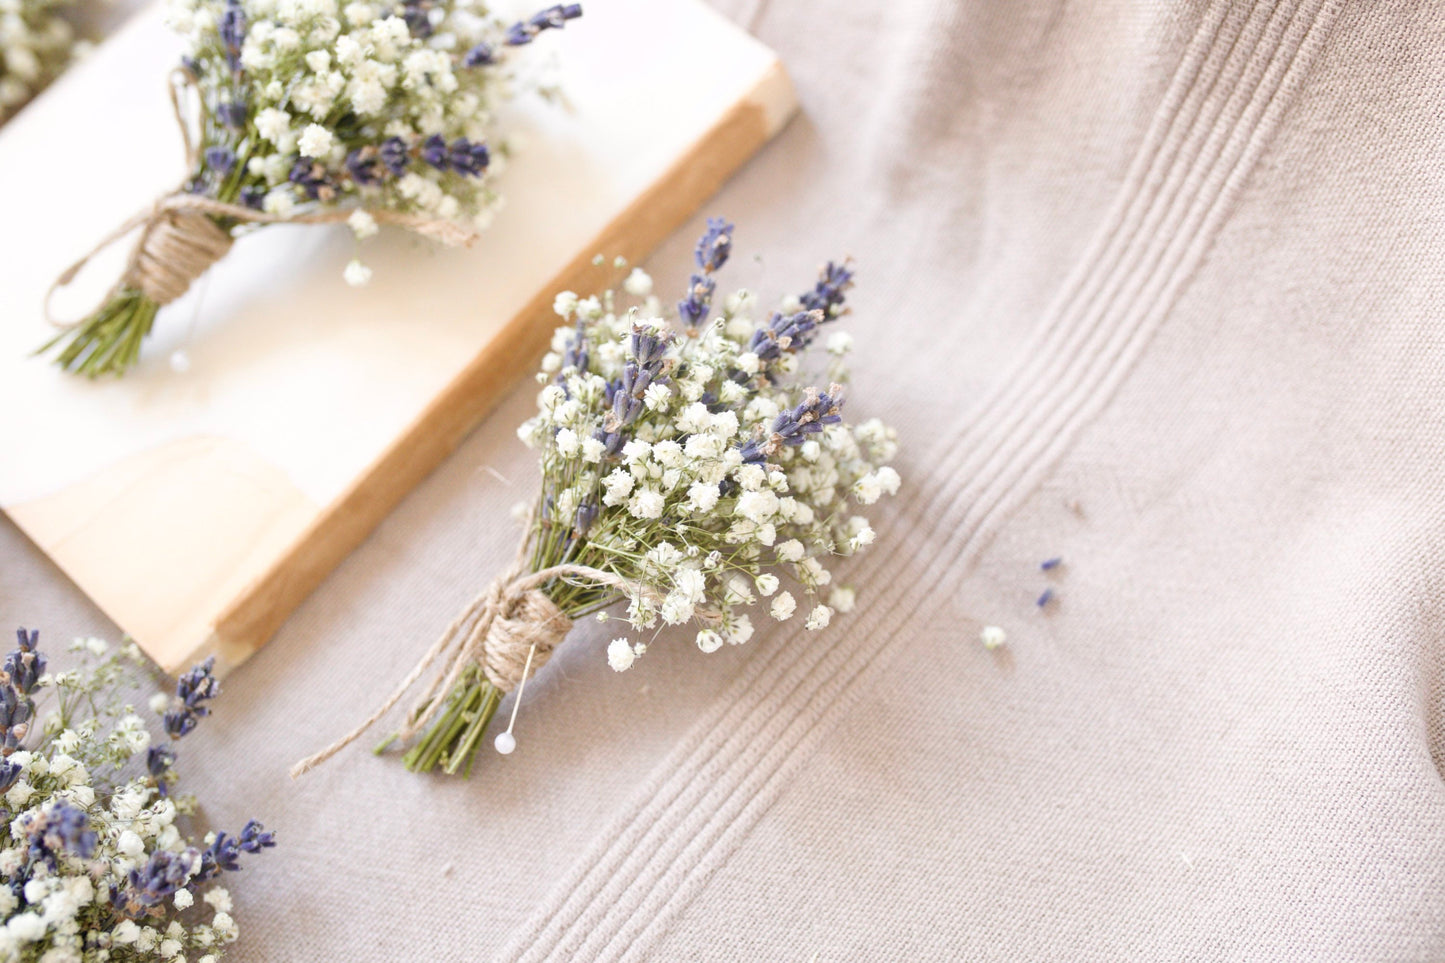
[40, 288, 162, 378]
[398, 666, 503, 775]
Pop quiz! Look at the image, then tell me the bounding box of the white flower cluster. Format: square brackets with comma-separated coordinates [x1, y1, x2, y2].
[0, 0, 80, 121]
[517, 243, 899, 669]
[166, 0, 577, 281]
[0, 637, 258, 963]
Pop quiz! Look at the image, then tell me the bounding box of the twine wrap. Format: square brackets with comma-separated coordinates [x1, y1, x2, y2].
[46, 69, 479, 330]
[474, 575, 573, 692]
[290, 559, 659, 778]
[130, 208, 235, 307]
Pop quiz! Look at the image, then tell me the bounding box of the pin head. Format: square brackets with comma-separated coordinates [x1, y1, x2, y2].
[494, 732, 516, 755]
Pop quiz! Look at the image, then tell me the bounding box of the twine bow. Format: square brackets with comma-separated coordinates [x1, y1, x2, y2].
[46, 69, 478, 329]
[289, 557, 657, 778]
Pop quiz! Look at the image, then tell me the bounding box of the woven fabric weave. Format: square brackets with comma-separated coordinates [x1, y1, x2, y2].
[6, 0, 1445, 958]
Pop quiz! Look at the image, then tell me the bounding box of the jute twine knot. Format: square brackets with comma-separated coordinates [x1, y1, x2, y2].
[290, 559, 656, 778]
[130, 207, 235, 307]
[472, 577, 572, 692]
[46, 68, 478, 331]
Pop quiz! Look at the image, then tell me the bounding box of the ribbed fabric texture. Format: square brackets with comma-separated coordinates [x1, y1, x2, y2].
[7, 0, 1445, 959]
[500, 2, 1344, 958]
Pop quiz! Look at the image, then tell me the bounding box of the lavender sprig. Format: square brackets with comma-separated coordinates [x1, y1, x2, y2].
[195, 819, 278, 882]
[394, 220, 899, 776]
[40, 0, 584, 377]
[163, 656, 220, 739]
[504, 3, 583, 45]
[799, 260, 855, 317]
[0, 630, 275, 951]
[678, 217, 735, 329]
[739, 384, 845, 464]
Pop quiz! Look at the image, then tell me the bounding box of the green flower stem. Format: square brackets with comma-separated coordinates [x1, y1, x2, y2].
[40, 288, 162, 378]
[400, 666, 504, 775]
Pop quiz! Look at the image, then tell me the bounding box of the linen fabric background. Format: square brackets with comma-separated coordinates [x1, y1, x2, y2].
[5, 0, 1445, 958]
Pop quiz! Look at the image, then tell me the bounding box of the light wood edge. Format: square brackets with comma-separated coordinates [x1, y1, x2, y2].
[177, 60, 799, 675]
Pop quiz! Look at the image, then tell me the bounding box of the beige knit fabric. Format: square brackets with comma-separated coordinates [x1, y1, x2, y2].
[6, 0, 1445, 958]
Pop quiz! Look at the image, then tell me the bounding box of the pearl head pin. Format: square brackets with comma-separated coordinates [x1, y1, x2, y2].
[495, 642, 537, 755]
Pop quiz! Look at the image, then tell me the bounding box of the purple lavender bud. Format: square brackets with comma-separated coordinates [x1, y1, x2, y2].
[421, 134, 449, 170]
[23, 801, 97, 864]
[741, 386, 844, 462]
[163, 657, 220, 740]
[0, 688, 31, 731]
[6, 628, 44, 695]
[799, 260, 854, 317]
[533, 2, 581, 27]
[379, 136, 410, 175]
[462, 41, 497, 67]
[505, 2, 582, 45]
[574, 501, 598, 536]
[677, 273, 715, 328]
[400, 0, 434, 37]
[220, 0, 246, 68]
[147, 745, 175, 780]
[0, 758, 19, 794]
[289, 158, 335, 201]
[694, 217, 733, 272]
[611, 381, 644, 426]
[346, 146, 385, 185]
[594, 427, 624, 457]
[748, 310, 822, 360]
[195, 819, 277, 883]
[560, 320, 588, 374]
[447, 137, 490, 177]
[203, 146, 236, 175]
[217, 100, 248, 127]
[1040, 557, 1062, 571]
[630, 326, 668, 365]
[126, 849, 199, 907]
[240, 819, 277, 853]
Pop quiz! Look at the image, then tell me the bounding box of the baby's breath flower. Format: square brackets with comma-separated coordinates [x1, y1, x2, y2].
[379, 221, 898, 775]
[0, 629, 272, 957]
[606, 638, 637, 672]
[623, 268, 653, 297]
[343, 260, 373, 286]
[804, 604, 833, 631]
[0, 0, 78, 122]
[44, 0, 584, 377]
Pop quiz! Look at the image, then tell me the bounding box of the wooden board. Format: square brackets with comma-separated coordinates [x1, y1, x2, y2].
[0, 0, 796, 674]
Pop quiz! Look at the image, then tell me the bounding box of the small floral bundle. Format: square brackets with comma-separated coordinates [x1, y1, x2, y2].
[0, 0, 82, 122]
[295, 219, 900, 778]
[0, 629, 274, 961]
[42, 0, 582, 378]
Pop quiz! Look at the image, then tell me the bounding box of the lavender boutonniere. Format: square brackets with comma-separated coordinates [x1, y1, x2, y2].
[295, 219, 900, 777]
[41, 0, 582, 378]
[0, 629, 274, 960]
[0, 0, 84, 123]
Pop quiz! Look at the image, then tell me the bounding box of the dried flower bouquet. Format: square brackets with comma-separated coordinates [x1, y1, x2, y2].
[296, 219, 900, 778]
[43, 0, 581, 377]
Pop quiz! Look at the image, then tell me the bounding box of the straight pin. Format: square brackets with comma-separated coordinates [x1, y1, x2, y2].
[494, 643, 537, 755]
